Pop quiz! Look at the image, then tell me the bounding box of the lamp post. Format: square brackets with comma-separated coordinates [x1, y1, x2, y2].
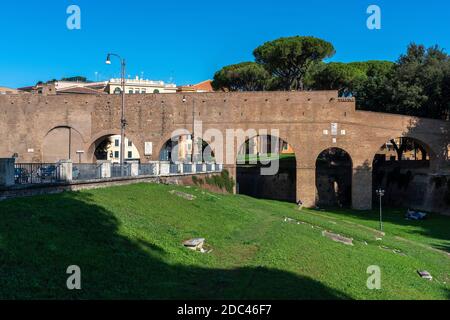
[183, 95, 196, 163]
[376, 188, 385, 231]
[106, 53, 127, 175]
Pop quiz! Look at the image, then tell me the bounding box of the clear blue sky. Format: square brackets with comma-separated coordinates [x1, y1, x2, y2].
[1, 0, 449, 88]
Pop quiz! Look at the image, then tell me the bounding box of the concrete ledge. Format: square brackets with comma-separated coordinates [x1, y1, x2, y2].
[0, 172, 222, 201]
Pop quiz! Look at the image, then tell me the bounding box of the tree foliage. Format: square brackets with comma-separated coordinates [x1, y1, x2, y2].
[309, 62, 366, 96]
[253, 36, 335, 91]
[212, 62, 270, 91]
[356, 44, 450, 120]
[211, 37, 450, 120]
[309, 61, 393, 97]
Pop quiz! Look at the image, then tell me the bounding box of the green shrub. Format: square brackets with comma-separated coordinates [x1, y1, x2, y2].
[192, 175, 204, 186]
[204, 170, 235, 193]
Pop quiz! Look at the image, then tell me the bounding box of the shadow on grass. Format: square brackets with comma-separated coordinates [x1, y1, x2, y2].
[0, 192, 350, 300]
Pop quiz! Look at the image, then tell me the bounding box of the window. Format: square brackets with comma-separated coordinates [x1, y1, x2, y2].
[153, 89, 160, 94]
[115, 139, 119, 147]
[114, 151, 119, 158]
[128, 151, 133, 159]
[113, 87, 122, 95]
[128, 140, 132, 147]
[128, 89, 134, 94]
[135, 89, 140, 94]
[141, 89, 146, 94]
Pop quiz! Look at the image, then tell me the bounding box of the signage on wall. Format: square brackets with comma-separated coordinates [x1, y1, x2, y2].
[145, 142, 153, 156]
[331, 123, 338, 136]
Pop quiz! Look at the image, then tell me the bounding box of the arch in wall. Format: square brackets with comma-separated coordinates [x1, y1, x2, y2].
[85, 131, 143, 163]
[315, 147, 353, 208]
[235, 134, 297, 202]
[159, 133, 215, 163]
[372, 136, 436, 208]
[41, 126, 85, 163]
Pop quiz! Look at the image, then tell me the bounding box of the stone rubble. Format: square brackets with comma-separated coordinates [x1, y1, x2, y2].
[183, 238, 212, 254]
[322, 230, 354, 246]
[170, 190, 196, 201]
[417, 270, 433, 280]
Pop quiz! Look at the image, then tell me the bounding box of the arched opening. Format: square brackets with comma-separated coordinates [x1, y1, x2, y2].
[315, 148, 352, 208]
[89, 134, 141, 163]
[42, 126, 84, 163]
[236, 135, 296, 202]
[372, 137, 433, 208]
[159, 134, 214, 163]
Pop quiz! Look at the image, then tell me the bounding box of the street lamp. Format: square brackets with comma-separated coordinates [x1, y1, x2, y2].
[376, 188, 385, 231]
[106, 53, 127, 174]
[183, 95, 196, 163]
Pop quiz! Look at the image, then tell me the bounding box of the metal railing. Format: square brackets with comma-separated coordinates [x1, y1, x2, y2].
[139, 163, 156, 176]
[72, 164, 102, 180]
[13, 161, 223, 186]
[183, 163, 193, 174]
[169, 164, 179, 174]
[14, 163, 61, 184]
[111, 164, 131, 178]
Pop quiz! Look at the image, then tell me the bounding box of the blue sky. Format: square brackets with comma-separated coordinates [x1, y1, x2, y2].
[0, 0, 449, 88]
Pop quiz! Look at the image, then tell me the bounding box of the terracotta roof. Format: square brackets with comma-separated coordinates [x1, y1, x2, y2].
[191, 80, 213, 92]
[177, 80, 214, 92]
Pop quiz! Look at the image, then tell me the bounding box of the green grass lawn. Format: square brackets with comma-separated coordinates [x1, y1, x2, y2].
[236, 153, 296, 163]
[0, 183, 449, 300]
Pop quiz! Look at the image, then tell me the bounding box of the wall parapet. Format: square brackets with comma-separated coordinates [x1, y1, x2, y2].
[0, 171, 221, 202]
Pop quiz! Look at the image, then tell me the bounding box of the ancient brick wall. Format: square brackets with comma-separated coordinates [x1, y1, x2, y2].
[1, 91, 448, 210]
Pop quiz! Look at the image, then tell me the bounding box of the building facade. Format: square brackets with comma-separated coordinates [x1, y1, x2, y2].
[106, 135, 141, 163]
[106, 77, 177, 95]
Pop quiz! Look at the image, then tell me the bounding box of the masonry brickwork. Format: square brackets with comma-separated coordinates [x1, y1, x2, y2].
[1, 91, 448, 210]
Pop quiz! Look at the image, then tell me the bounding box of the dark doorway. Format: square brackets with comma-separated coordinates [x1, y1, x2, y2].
[315, 148, 352, 208]
[236, 135, 296, 202]
[372, 137, 432, 208]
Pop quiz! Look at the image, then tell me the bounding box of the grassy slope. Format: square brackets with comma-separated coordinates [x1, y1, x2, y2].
[0, 183, 449, 300]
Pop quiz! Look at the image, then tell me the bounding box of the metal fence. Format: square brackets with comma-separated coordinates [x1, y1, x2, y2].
[139, 163, 156, 176]
[72, 163, 102, 181]
[13, 161, 223, 185]
[170, 164, 179, 174]
[111, 164, 131, 178]
[183, 163, 193, 174]
[14, 163, 61, 184]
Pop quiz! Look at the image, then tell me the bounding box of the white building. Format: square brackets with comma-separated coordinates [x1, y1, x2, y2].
[107, 77, 177, 94]
[106, 135, 141, 163]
